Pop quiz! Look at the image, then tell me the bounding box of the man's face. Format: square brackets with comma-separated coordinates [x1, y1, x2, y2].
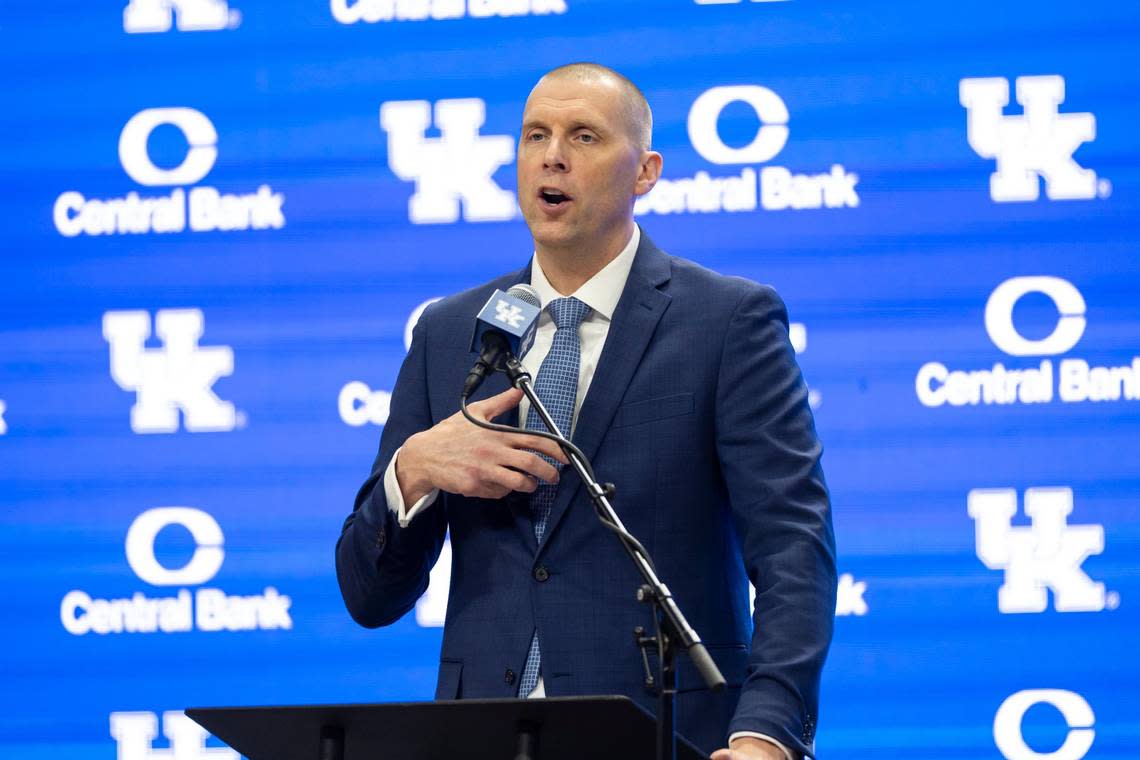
[517, 76, 650, 253]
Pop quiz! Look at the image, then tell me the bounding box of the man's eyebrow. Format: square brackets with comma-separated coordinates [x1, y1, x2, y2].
[520, 117, 608, 134]
[567, 119, 606, 134]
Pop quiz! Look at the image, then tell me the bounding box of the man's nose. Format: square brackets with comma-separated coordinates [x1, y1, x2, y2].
[543, 137, 569, 172]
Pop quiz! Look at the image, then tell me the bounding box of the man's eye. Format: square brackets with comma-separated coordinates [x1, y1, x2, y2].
[578, 133, 595, 143]
[528, 132, 546, 142]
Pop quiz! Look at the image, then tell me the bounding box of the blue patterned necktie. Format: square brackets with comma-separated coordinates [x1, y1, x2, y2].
[517, 296, 591, 697]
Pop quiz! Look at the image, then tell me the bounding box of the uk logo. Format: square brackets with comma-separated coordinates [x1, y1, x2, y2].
[123, 0, 240, 33]
[960, 75, 1105, 202]
[968, 488, 1110, 613]
[379, 98, 515, 224]
[111, 711, 237, 760]
[494, 300, 525, 328]
[103, 309, 236, 434]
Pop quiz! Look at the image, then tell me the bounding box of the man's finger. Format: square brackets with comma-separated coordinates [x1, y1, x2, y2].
[511, 433, 571, 465]
[468, 387, 524, 421]
[502, 449, 561, 485]
[488, 466, 539, 494]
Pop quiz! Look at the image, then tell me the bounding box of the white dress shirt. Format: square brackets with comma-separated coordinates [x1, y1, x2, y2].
[381, 225, 794, 759]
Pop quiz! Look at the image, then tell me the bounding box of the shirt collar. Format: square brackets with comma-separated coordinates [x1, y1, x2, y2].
[529, 225, 641, 322]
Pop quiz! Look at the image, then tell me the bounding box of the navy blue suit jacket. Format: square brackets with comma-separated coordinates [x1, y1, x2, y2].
[337, 232, 836, 757]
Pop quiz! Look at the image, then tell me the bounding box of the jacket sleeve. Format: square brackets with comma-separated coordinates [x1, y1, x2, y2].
[335, 305, 448, 628]
[715, 284, 837, 758]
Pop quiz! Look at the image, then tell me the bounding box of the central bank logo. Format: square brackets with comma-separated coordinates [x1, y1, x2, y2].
[124, 0, 241, 33]
[994, 690, 1095, 760]
[111, 711, 237, 760]
[636, 84, 859, 216]
[104, 309, 237, 434]
[916, 276, 1139, 407]
[960, 75, 1107, 202]
[332, 0, 566, 24]
[61, 507, 292, 635]
[54, 108, 284, 237]
[381, 99, 515, 224]
[969, 488, 1112, 613]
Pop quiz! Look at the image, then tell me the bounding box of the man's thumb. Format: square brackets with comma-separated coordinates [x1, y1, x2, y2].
[473, 387, 523, 420]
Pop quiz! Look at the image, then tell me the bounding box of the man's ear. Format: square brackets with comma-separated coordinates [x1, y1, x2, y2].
[634, 151, 663, 197]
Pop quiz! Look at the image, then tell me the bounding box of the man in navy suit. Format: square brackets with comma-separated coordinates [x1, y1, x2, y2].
[337, 63, 836, 759]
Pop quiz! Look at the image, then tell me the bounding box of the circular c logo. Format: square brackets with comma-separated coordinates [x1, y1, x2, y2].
[984, 276, 1086, 357]
[687, 85, 789, 165]
[125, 507, 224, 586]
[994, 689, 1095, 760]
[118, 107, 218, 187]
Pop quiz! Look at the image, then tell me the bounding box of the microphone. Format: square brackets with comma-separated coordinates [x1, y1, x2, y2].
[463, 284, 541, 398]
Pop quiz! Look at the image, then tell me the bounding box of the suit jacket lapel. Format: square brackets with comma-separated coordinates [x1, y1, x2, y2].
[536, 232, 673, 555]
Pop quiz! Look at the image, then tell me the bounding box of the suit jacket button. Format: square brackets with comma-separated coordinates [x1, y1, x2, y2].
[533, 565, 550, 582]
[505, 669, 516, 685]
[375, 529, 386, 549]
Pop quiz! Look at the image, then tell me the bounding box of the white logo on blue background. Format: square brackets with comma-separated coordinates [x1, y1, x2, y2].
[493, 299, 526, 328]
[54, 108, 284, 237]
[61, 507, 292, 635]
[125, 507, 225, 586]
[339, 381, 392, 427]
[331, 0, 566, 25]
[993, 690, 1095, 760]
[111, 710, 237, 760]
[118, 108, 218, 187]
[380, 98, 515, 224]
[984, 276, 1086, 357]
[961, 75, 1104, 202]
[916, 277, 1139, 407]
[969, 488, 1111, 613]
[104, 309, 237, 434]
[123, 0, 240, 33]
[637, 85, 859, 215]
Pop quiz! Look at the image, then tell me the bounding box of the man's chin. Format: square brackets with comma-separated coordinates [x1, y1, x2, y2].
[526, 218, 580, 251]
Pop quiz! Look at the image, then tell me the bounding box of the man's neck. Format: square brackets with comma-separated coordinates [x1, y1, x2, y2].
[534, 222, 635, 295]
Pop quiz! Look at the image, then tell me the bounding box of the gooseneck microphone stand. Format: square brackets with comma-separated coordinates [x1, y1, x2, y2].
[461, 354, 725, 760]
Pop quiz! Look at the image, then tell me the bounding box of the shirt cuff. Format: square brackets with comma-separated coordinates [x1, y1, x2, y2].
[383, 447, 439, 527]
[728, 732, 796, 760]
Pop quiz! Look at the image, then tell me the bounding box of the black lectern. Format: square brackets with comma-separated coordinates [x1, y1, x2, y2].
[187, 696, 707, 760]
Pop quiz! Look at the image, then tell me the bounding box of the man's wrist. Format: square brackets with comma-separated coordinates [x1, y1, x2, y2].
[729, 734, 795, 760]
[394, 434, 434, 505]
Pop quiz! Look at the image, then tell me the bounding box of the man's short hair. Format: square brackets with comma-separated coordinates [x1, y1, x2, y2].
[539, 62, 653, 150]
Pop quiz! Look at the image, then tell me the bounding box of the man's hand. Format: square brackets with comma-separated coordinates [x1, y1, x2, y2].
[395, 388, 570, 504]
[710, 736, 788, 760]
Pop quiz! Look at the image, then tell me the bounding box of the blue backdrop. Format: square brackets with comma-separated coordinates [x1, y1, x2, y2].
[1, 1, 1137, 758]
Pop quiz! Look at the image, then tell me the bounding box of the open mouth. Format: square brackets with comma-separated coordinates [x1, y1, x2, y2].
[539, 188, 571, 206]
